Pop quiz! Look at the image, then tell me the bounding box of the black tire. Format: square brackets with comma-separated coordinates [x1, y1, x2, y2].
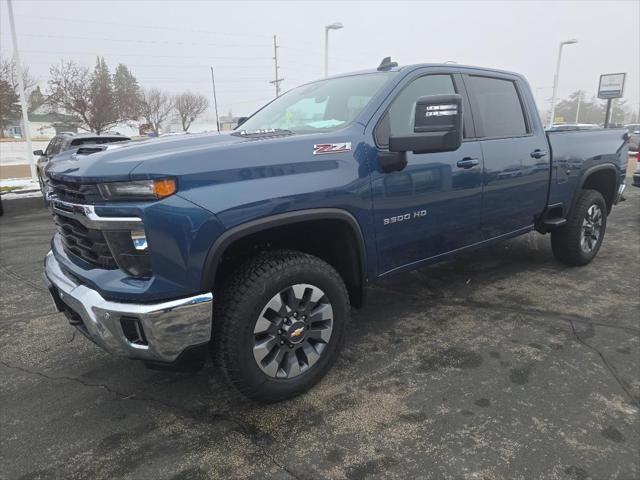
[213, 250, 349, 403]
[551, 189, 607, 266]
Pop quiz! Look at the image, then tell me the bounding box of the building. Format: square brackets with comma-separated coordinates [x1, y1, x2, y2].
[2, 105, 81, 139]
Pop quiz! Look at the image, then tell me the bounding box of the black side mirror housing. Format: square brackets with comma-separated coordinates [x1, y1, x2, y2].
[389, 94, 463, 154]
[236, 117, 248, 127]
[33, 149, 44, 156]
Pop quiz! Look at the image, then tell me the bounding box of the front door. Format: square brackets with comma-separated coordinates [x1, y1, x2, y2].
[370, 72, 484, 275]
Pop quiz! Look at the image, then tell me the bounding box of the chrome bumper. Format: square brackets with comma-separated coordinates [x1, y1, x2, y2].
[44, 251, 213, 363]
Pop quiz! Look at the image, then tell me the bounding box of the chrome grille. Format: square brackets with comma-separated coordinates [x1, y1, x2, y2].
[53, 213, 117, 269]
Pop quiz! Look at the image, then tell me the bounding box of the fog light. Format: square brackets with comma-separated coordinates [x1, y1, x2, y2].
[131, 231, 147, 251]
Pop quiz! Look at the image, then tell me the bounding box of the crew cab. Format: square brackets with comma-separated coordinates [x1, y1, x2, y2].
[43, 60, 629, 402]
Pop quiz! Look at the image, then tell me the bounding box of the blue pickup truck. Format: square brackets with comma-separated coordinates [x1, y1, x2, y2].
[44, 60, 629, 402]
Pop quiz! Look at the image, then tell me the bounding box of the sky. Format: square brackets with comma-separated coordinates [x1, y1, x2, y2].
[1, 0, 639, 122]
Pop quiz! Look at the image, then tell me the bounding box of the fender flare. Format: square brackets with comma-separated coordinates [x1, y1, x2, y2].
[571, 163, 620, 213]
[201, 208, 368, 292]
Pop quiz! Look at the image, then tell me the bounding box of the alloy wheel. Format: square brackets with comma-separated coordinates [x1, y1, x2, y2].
[252, 283, 333, 379]
[580, 204, 603, 253]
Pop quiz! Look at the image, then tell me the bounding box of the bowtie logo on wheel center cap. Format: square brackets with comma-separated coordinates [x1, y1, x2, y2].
[284, 320, 306, 344]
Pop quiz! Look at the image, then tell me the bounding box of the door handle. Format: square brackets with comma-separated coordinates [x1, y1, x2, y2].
[530, 149, 548, 159]
[456, 157, 479, 169]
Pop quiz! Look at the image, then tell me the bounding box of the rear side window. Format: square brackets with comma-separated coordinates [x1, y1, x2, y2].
[466, 76, 528, 138]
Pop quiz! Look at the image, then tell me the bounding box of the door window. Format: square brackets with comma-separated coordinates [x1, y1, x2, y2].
[375, 75, 457, 146]
[466, 76, 529, 138]
[45, 137, 61, 156]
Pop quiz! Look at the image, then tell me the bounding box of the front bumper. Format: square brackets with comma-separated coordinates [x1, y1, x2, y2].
[616, 182, 626, 202]
[44, 251, 213, 363]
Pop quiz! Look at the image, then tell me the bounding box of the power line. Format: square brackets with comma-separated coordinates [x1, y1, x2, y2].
[8, 49, 274, 61]
[17, 32, 270, 49]
[16, 14, 273, 40]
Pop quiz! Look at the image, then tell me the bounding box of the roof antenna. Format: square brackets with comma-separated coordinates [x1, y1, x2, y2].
[377, 56, 398, 71]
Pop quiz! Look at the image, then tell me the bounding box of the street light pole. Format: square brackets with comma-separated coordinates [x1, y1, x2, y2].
[7, 0, 36, 182]
[210, 67, 220, 134]
[324, 22, 343, 77]
[548, 38, 578, 128]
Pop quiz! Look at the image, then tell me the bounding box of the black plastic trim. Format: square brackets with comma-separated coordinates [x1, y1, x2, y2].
[571, 163, 620, 213]
[200, 208, 368, 292]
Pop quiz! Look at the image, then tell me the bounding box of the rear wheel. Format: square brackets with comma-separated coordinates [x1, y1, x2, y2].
[551, 189, 607, 266]
[213, 250, 349, 403]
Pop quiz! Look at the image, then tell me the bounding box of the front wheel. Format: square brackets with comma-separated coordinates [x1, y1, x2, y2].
[551, 189, 607, 266]
[213, 250, 349, 403]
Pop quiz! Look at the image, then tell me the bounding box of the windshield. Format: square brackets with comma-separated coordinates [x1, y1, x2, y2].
[237, 72, 395, 134]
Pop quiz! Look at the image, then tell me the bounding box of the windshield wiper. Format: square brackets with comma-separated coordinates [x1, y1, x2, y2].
[231, 128, 295, 138]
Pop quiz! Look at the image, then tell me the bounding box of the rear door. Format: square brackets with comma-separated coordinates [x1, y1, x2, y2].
[463, 73, 549, 238]
[371, 70, 484, 274]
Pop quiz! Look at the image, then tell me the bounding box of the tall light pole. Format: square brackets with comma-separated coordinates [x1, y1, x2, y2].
[324, 22, 343, 77]
[210, 67, 220, 134]
[7, 0, 36, 182]
[548, 38, 578, 128]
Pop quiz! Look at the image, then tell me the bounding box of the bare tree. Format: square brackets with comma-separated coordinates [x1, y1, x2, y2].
[47, 60, 91, 127]
[140, 88, 175, 135]
[0, 56, 38, 93]
[174, 91, 209, 131]
[48, 58, 120, 134]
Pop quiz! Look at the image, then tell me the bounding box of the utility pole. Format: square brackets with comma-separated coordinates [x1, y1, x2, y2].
[575, 91, 582, 123]
[269, 35, 284, 98]
[210, 67, 220, 134]
[7, 0, 36, 182]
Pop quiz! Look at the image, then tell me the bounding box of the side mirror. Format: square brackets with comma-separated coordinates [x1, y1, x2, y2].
[33, 150, 44, 156]
[237, 117, 248, 127]
[389, 94, 463, 154]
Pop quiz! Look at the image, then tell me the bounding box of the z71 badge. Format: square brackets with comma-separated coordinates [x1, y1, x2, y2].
[313, 142, 352, 155]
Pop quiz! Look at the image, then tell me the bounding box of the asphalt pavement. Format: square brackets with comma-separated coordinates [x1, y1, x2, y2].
[1, 181, 638, 480]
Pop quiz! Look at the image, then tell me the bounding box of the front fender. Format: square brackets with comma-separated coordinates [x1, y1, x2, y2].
[199, 208, 368, 292]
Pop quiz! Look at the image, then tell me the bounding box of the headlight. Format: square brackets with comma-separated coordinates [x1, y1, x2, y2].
[98, 179, 176, 201]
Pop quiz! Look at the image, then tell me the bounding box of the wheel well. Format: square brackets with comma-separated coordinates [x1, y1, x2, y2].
[581, 168, 617, 213]
[212, 219, 366, 307]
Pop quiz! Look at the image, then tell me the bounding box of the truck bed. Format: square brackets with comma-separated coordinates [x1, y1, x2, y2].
[546, 128, 629, 212]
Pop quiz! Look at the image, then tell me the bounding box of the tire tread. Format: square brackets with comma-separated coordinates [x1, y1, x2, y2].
[551, 189, 607, 266]
[213, 249, 348, 402]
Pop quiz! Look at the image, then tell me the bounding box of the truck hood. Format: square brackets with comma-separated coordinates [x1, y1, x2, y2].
[46, 133, 253, 183]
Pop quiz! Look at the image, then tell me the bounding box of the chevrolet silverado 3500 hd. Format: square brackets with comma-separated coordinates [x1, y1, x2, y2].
[44, 60, 629, 402]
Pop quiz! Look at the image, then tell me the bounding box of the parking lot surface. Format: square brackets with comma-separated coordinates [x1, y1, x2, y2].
[1, 182, 638, 480]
